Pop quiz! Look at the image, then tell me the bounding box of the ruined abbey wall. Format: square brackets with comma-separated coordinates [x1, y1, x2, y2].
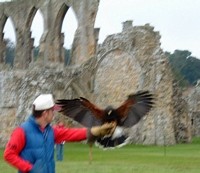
[94, 22, 191, 145]
[0, 0, 99, 68]
[184, 82, 200, 137]
[0, 0, 193, 147]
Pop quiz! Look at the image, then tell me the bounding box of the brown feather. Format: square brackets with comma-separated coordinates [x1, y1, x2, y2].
[79, 97, 105, 120]
[116, 90, 154, 127]
[56, 90, 154, 128]
[56, 90, 154, 148]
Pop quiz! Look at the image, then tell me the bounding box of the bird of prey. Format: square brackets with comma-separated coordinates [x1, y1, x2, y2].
[56, 90, 154, 149]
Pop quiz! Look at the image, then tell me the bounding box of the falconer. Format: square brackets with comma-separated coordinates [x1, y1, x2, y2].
[4, 94, 115, 173]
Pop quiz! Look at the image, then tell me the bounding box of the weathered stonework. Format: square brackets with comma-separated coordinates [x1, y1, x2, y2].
[0, 1, 193, 147]
[184, 81, 200, 136]
[0, 0, 99, 68]
[93, 21, 191, 145]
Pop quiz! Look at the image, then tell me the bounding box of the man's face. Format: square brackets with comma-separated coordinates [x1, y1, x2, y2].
[44, 108, 54, 124]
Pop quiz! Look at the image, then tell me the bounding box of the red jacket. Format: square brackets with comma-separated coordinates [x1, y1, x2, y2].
[4, 125, 87, 172]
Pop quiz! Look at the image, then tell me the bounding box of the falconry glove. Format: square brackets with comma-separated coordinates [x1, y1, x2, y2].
[88, 122, 116, 143]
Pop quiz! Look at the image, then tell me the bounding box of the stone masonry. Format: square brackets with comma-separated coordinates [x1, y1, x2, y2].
[0, 1, 193, 147]
[184, 81, 200, 137]
[0, 0, 99, 68]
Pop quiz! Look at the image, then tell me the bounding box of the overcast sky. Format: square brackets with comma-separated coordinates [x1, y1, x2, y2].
[2, 0, 200, 58]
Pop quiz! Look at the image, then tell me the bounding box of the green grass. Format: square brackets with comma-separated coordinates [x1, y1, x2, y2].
[1, 138, 200, 173]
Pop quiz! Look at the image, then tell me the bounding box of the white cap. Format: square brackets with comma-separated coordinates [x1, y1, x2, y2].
[33, 94, 55, 111]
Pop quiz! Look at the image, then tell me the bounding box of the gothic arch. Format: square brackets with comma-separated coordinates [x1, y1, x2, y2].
[53, 3, 78, 62]
[1, 15, 16, 41]
[0, 15, 8, 63]
[93, 47, 143, 107]
[0, 15, 16, 64]
[54, 4, 70, 36]
[26, 7, 45, 41]
[93, 47, 143, 85]
[1, 15, 8, 33]
[26, 7, 38, 29]
[0, 0, 99, 68]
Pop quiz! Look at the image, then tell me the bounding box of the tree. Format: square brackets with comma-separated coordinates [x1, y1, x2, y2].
[166, 50, 200, 87]
[5, 38, 15, 67]
[64, 49, 71, 66]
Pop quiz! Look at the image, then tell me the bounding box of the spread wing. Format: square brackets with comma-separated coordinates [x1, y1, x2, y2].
[116, 90, 154, 127]
[56, 97, 104, 128]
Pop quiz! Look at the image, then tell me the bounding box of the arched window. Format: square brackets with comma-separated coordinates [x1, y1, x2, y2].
[30, 9, 44, 60]
[3, 17, 16, 66]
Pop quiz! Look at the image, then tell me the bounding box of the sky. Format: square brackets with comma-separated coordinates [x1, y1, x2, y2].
[1, 0, 200, 58]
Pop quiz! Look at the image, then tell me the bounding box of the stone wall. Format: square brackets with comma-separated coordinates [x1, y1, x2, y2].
[0, 0, 99, 68]
[0, 0, 193, 147]
[93, 21, 191, 145]
[184, 81, 200, 136]
[0, 21, 192, 147]
[0, 63, 92, 146]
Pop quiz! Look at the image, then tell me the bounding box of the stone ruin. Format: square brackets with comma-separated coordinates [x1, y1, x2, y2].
[0, 0, 194, 147]
[184, 80, 200, 137]
[0, 0, 99, 68]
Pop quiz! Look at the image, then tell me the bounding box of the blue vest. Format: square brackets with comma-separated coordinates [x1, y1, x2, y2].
[19, 115, 55, 173]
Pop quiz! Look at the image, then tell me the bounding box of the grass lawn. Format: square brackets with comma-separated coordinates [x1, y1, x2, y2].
[1, 138, 200, 173]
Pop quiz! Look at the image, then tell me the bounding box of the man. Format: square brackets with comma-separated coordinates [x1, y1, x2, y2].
[4, 94, 115, 173]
